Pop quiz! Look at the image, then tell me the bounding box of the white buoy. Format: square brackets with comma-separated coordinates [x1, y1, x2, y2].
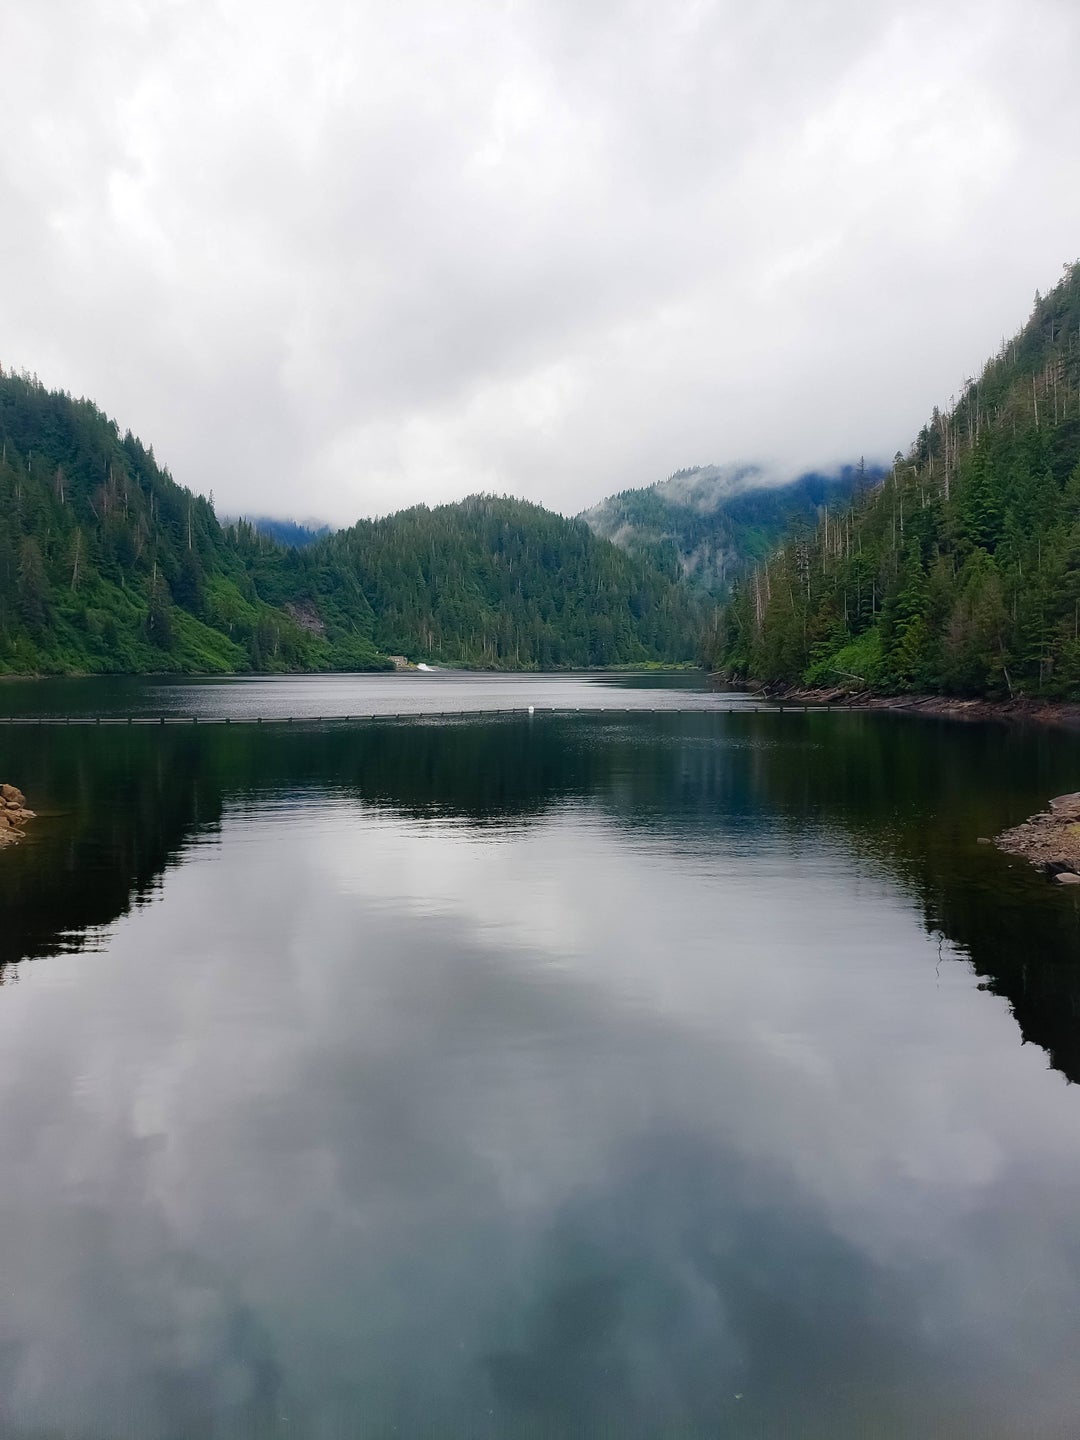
[528, 705, 535, 715]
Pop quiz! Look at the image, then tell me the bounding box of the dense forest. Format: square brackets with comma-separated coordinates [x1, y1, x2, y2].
[0, 371, 700, 674]
[0, 372, 387, 674]
[318, 497, 698, 668]
[714, 262, 1080, 699]
[581, 463, 873, 593]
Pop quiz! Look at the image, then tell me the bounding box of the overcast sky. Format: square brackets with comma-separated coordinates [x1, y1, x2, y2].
[2, 0, 1079, 524]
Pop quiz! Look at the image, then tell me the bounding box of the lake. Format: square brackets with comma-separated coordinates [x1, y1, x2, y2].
[1, 672, 1079, 1438]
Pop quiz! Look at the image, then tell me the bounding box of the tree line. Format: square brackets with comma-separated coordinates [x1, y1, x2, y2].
[713, 262, 1080, 699]
[0, 371, 702, 674]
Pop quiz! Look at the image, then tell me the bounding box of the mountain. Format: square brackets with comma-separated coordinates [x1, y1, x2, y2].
[0, 370, 700, 674]
[713, 262, 1080, 699]
[243, 516, 333, 548]
[580, 463, 872, 594]
[313, 496, 700, 668]
[0, 371, 387, 674]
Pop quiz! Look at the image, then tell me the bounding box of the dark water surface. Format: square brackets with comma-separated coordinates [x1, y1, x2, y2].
[1, 675, 1080, 1438]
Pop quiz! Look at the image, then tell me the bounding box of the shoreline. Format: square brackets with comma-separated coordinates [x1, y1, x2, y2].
[721, 683, 1080, 887]
[994, 792, 1080, 883]
[0, 662, 703, 683]
[740, 686, 1080, 728]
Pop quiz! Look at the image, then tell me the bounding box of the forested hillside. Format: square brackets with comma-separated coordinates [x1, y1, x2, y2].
[581, 463, 871, 593]
[714, 263, 1080, 699]
[318, 496, 700, 668]
[0, 371, 387, 673]
[0, 371, 700, 674]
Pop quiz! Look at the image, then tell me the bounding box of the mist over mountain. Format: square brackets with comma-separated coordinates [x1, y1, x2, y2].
[242, 517, 334, 550]
[581, 463, 879, 594]
[715, 262, 1080, 700]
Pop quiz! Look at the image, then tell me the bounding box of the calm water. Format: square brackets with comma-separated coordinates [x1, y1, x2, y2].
[1, 674, 1080, 1438]
[0, 668, 722, 719]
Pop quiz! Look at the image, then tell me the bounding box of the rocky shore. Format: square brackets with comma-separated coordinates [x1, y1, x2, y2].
[994, 792, 1080, 883]
[0, 785, 35, 846]
[747, 686, 1080, 728]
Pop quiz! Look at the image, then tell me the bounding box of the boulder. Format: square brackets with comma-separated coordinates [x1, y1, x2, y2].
[0, 786, 31, 846]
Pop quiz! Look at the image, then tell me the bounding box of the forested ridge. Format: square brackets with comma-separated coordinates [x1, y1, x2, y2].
[582, 464, 873, 594]
[0, 370, 700, 674]
[0, 371, 387, 674]
[318, 497, 698, 668]
[713, 263, 1080, 699]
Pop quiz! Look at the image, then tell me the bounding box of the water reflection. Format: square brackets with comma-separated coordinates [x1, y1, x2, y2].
[3, 712, 1080, 1076]
[1, 709, 1080, 1435]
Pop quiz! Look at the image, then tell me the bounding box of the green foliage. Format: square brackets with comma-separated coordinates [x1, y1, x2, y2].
[714, 261, 1080, 700]
[0, 371, 701, 674]
[321, 495, 702, 668]
[0, 370, 387, 675]
[583, 466, 873, 595]
[804, 628, 884, 688]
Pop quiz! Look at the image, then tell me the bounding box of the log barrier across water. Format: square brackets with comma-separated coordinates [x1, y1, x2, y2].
[0, 705, 853, 726]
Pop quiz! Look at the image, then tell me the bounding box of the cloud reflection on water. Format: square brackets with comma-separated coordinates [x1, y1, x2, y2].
[1, 784, 1080, 1435]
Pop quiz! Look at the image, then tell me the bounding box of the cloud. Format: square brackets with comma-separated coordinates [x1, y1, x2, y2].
[1, 0, 1078, 522]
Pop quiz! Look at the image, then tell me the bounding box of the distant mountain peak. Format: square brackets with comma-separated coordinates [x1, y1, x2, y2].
[240, 516, 334, 549]
[648, 463, 776, 512]
[580, 462, 874, 594]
